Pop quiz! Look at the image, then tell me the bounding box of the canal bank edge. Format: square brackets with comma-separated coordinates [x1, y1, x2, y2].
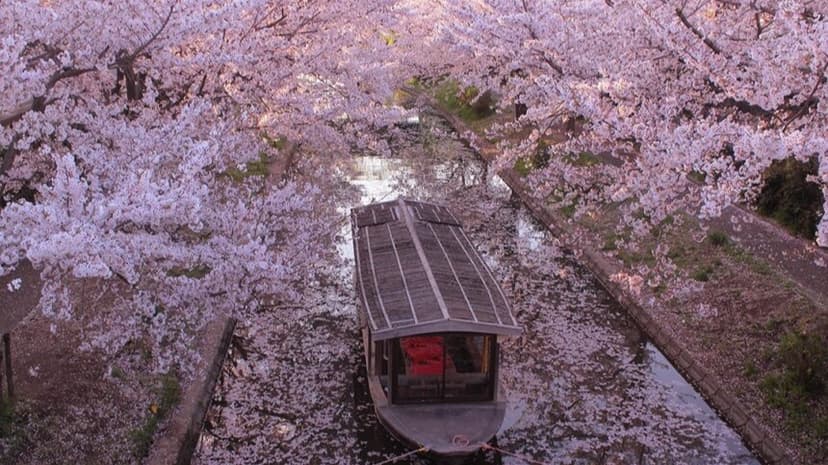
[146, 316, 236, 465]
[423, 101, 795, 465]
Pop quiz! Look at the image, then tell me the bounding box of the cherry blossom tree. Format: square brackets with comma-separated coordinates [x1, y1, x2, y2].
[3, 0, 826, 373]
[0, 0, 407, 370]
[431, 0, 828, 244]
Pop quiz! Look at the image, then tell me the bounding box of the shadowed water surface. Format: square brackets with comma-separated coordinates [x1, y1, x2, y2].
[193, 117, 759, 465]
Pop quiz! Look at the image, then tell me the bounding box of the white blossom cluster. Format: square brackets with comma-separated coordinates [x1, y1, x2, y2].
[6, 277, 21, 292]
[0, 1, 408, 372]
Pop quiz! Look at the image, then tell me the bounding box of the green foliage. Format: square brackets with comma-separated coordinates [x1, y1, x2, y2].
[749, 259, 773, 276]
[167, 264, 211, 279]
[691, 265, 713, 282]
[816, 416, 828, 439]
[110, 366, 126, 380]
[0, 400, 16, 438]
[666, 244, 688, 265]
[223, 152, 271, 182]
[130, 415, 159, 459]
[776, 332, 827, 396]
[687, 170, 706, 183]
[743, 361, 758, 379]
[560, 203, 577, 219]
[159, 372, 182, 415]
[601, 233, 620, 251]
[756, 157, 823, 240]
[617, 249, 656, 266]
[511, 149, 599, 177]
[433, 80, 494, 122]
[649, 215, 675, 239]
[141, 343, 153, 362]
[706, 230, 730, 247]
[651, 283, 667, 295]
[512, 142, 551, 177]
[263, 134, 288, 150]
[761, 331, 828, 438]
[720, 241, 774, 276]
[665, 243, 703, 271]
[130, 372, 182, 458]
[664, 236, 728, 281]
[532, 142, 550, 170]
[566, 151, 601, 167]
[404, 76, 424, 89]
[0, 401, 30, 460]
[513, 157, 533, 176]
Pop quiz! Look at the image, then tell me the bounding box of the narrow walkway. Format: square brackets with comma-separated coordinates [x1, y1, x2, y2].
[707, 206, 828, 306]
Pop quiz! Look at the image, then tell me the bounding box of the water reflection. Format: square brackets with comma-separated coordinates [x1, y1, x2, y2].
[194, 115, 759, 465]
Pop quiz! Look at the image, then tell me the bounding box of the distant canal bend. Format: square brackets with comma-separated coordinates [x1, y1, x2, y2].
[193, 116, 759, 465]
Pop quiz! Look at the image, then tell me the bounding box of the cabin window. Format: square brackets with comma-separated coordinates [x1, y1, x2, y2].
[374, 340, 389, 390]
[391, 333, 495, 403]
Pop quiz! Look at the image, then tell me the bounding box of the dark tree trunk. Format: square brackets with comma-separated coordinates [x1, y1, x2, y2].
[3, 333, 11, 399]
[515, 102, 528, 120]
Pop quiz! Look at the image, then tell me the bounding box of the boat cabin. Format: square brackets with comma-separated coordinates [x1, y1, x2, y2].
[351, 198, 521, 455]
[372, 333, 498, 403]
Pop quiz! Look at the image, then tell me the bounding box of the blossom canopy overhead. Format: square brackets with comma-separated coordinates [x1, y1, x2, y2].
[1, 0, 826, 369]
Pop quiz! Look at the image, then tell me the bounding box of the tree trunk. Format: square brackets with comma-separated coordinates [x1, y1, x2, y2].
[515, 102, 528, 120]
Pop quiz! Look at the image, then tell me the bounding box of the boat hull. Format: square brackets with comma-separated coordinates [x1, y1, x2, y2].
[374, 398, 506, 457]
[362, 325, 506, 457]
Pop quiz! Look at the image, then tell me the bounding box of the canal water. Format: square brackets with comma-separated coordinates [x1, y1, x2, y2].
[193, 116, 759, 465]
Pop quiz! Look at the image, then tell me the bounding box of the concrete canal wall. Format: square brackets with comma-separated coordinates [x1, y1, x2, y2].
[146, 316, 236, 465]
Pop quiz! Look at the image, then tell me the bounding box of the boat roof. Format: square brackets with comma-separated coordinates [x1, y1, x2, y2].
[351, 198, 522, 341]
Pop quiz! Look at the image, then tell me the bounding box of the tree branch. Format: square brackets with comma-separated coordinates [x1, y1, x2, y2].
[541, 54, 564, 75]
[0, 99, 36, 127]
[46, 67, 96, 90]
[1, 134, 23, 177]
[254, 8, 287, 31]
[3, 4, 177, 123]
[279, 10, 321, 41]
[125, 3, 175, 62]
[782, 62, 827, 131]
[676, 8, 723, 55]
[112, 3, 175, 101]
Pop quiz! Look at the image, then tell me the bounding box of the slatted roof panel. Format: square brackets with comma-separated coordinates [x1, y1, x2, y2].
[353, 200, 399, 227]
[351, 198, 521, 340]
[409, 201, 461, 226]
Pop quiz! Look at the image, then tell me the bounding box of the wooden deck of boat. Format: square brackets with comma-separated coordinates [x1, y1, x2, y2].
[376, 397, 507, 455]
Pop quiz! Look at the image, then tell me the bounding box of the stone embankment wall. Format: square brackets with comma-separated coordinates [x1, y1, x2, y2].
[147, 316, 236, 465]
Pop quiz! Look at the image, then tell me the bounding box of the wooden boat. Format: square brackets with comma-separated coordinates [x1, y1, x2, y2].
[351, 198, 522, 456]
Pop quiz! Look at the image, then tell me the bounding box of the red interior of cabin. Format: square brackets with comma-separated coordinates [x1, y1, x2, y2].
[400, 336, 454, 375]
